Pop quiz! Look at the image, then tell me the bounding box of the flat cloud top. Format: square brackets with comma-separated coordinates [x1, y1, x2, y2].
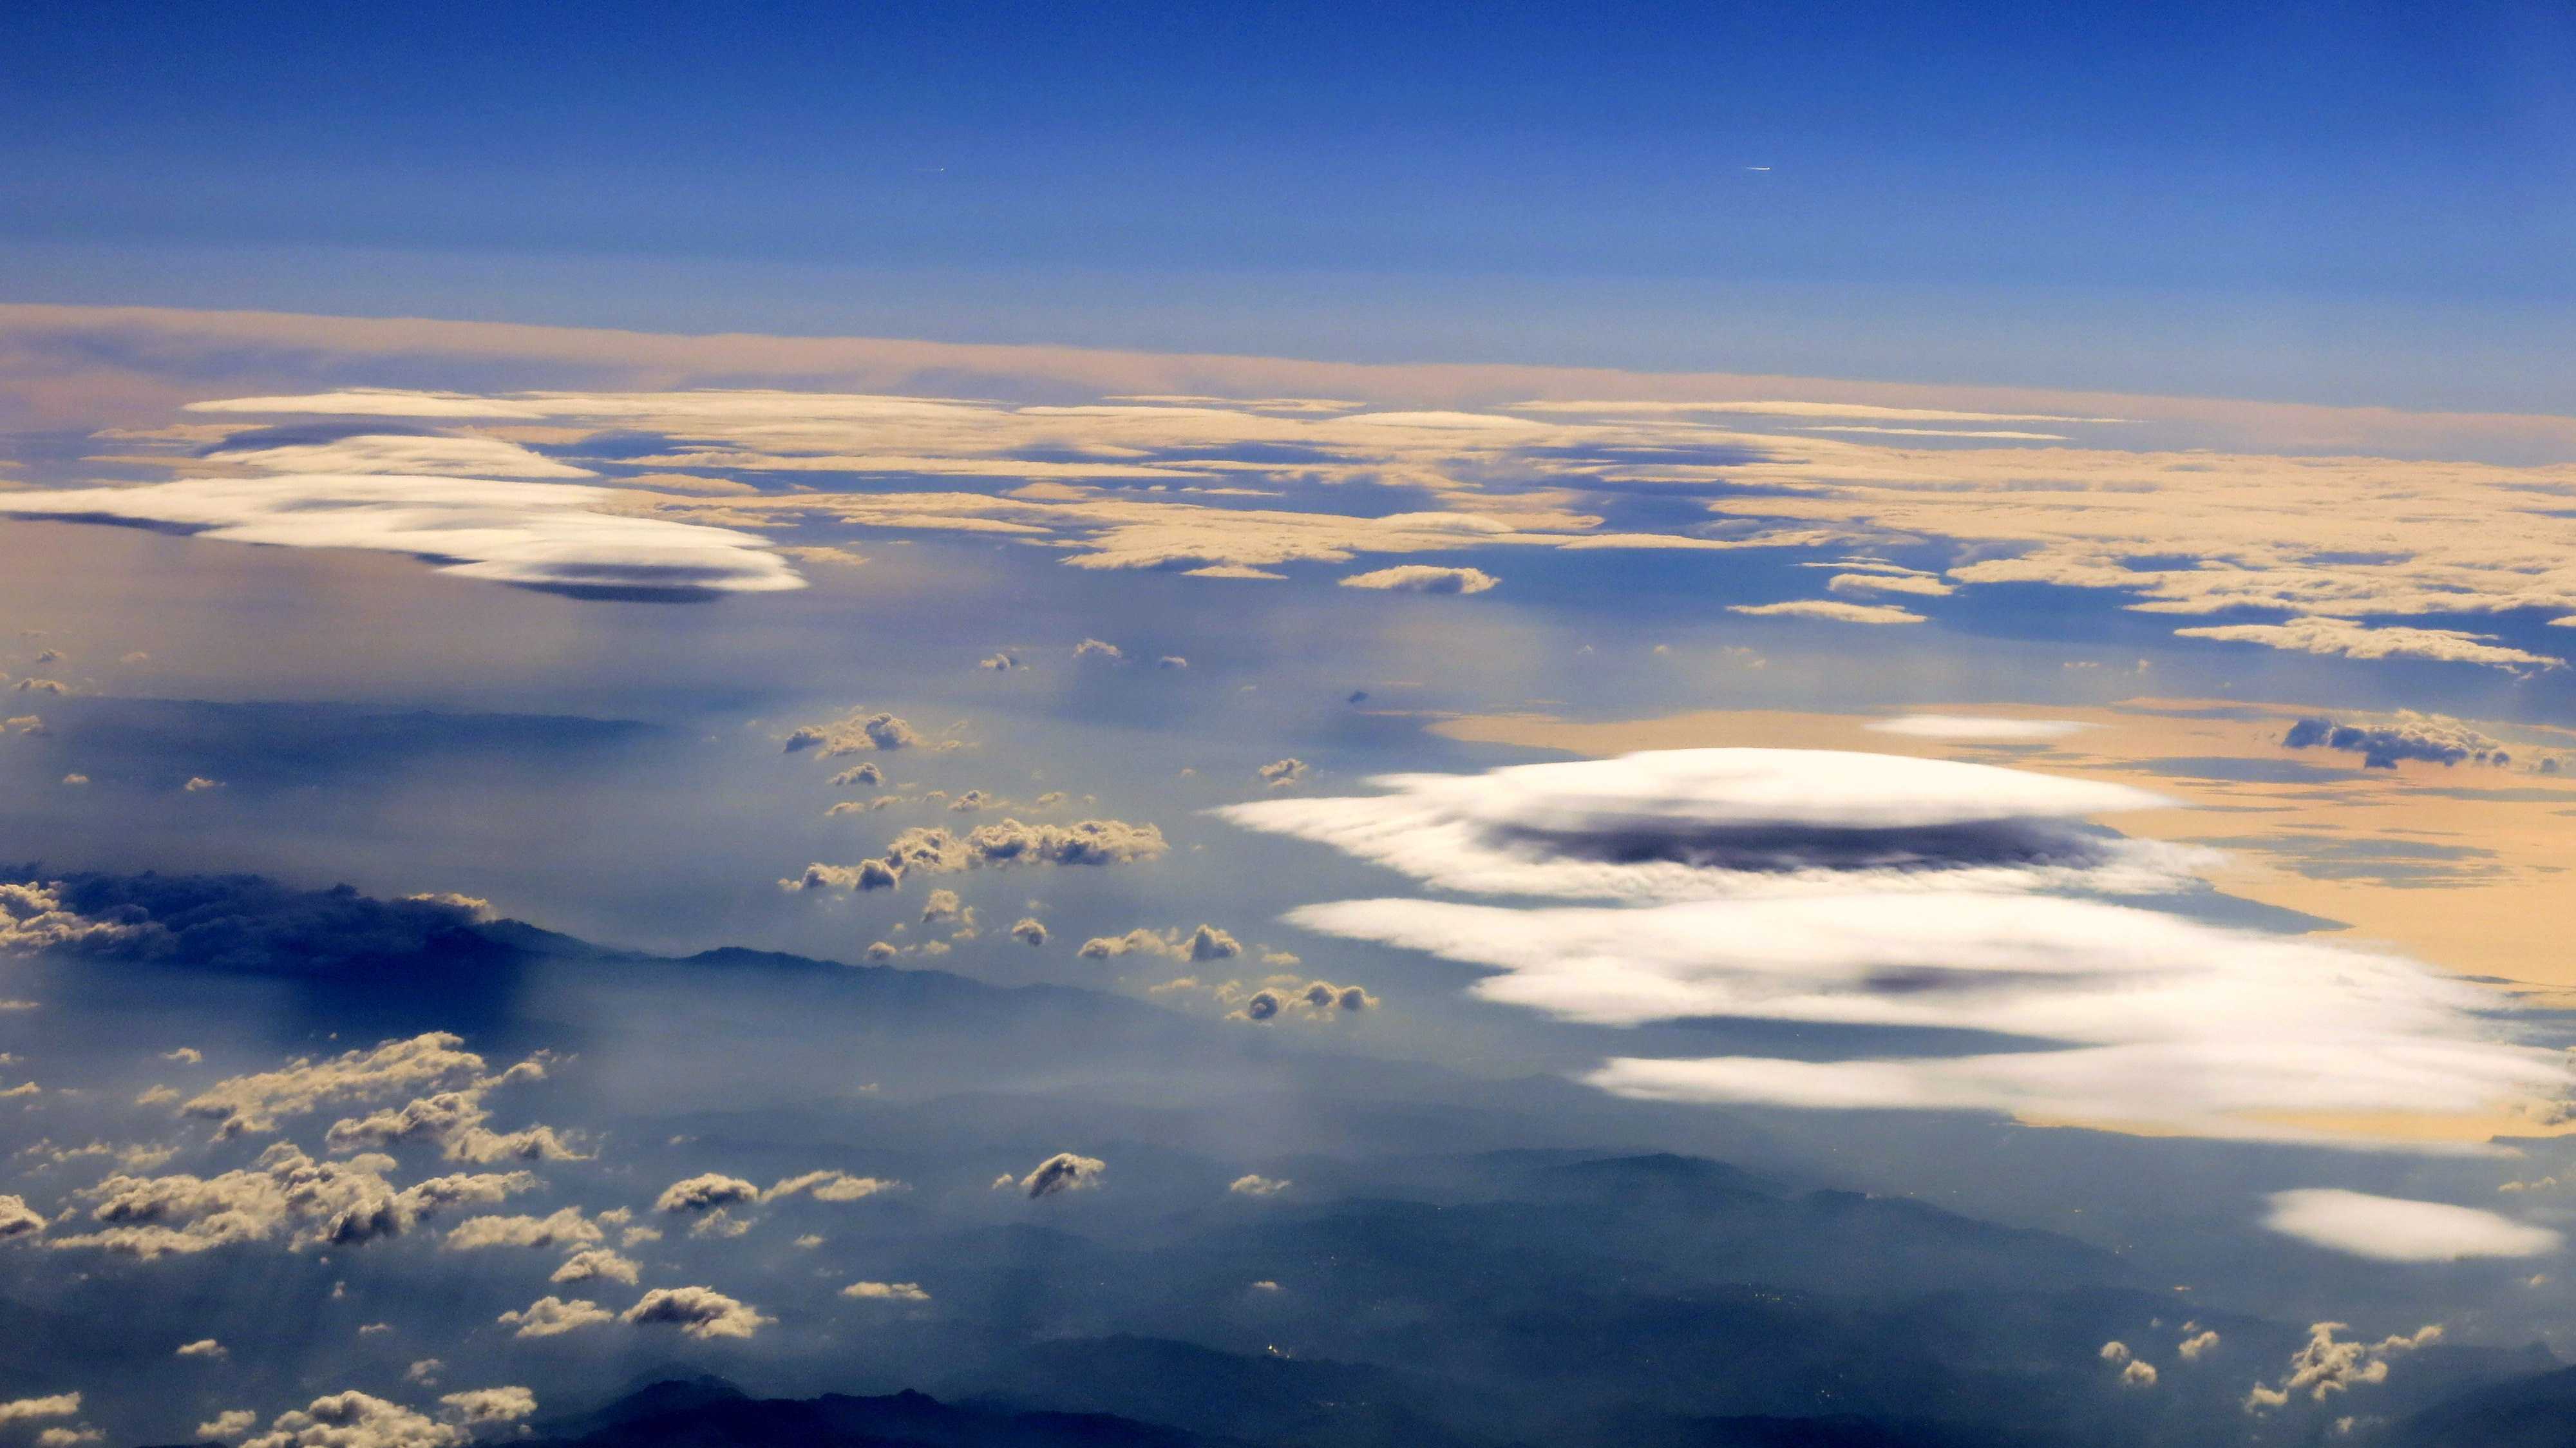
[0, 474, 802, 598]
[1222, 748, 2187, 902]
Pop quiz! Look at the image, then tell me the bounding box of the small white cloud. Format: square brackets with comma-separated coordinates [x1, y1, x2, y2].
[1339, 566, 1498, 595]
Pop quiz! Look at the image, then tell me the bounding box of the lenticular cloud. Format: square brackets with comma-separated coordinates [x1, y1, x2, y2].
[1238, 748, 2570, 1143]
[0, 474, 802, 598]
[1292, 894, 2564, 1142]
[1218, 748, 2198, 900]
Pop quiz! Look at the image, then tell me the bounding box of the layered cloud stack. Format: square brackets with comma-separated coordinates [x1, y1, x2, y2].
[1226, 747, 2573, 1144]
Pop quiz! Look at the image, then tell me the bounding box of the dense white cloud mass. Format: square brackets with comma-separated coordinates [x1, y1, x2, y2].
[2261, 1190, 2563, 1261]
[0, 475, 801, 596]
[1222, 749, 2187, 902]
[1292, 893, 2568, 1140]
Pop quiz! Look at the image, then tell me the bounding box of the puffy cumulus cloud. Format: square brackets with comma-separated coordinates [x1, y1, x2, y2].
[784, 710, 924, 756]
[920, 888, 969, 924]
[831, 761, 886, 787]
[654, 1174, 760, 1214]
[841, 1280, 930, 1302]
[0, 1192, 46, 1239]
[789, 818, 1168, 894]
[1018, 1152, 1106, 1199]
[623, 1285, 772, 1340]
[1078, 924, 1242, 963]
[0, 475, 800, 599]
[1221, 748, 2188, 903]
[198, 1410, 260, 1441]
[442, 1208, 603, 1252]
[550, 1248, 639, 1286]
[1339, 565, 1499, 595]
[235, 1386, 534, 1448]
[2282, 714, 2519, 769]
[1009, 917, 1048, 946]
[52, 1144, 536, 1258]
[1225, 978, 1378, 1023]
[1296, 893, 2571, 1143]
[327, 1094, 582, 1167]
[2262, 1190, 2562, 1261]
[2174, 616, 2559, 672]
[2179, 1329, 2222, 1361]
[1728, 600, 1926, 625]
[187, 1033, 536, 1139]
[496, 1295, 612, 1338]
[0, 1395, 80, 1425]
[0, 881, 152, 956]
[1863, 714, 2090, 742]
[435, 1389, 535, 1432]
[1229, 1174, 1291, 1197]
[1073, 638, 1124, 660]
[1258, 758, 1309, 788]
[2245, 1322, 2442, 1411]
[0, 872, 502, 980]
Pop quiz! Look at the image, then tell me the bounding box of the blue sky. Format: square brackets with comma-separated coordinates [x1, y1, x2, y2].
[6, 1, 2572, 403]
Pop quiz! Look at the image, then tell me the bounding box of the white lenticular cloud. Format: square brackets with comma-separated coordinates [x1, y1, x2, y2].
[1290, 893, 2569, 1141]
[211, 432, 596, 479]
[2262, 1190, 2564, 1261]
[0, 475, 802, 597]
[1220, 748, 2190, 901]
